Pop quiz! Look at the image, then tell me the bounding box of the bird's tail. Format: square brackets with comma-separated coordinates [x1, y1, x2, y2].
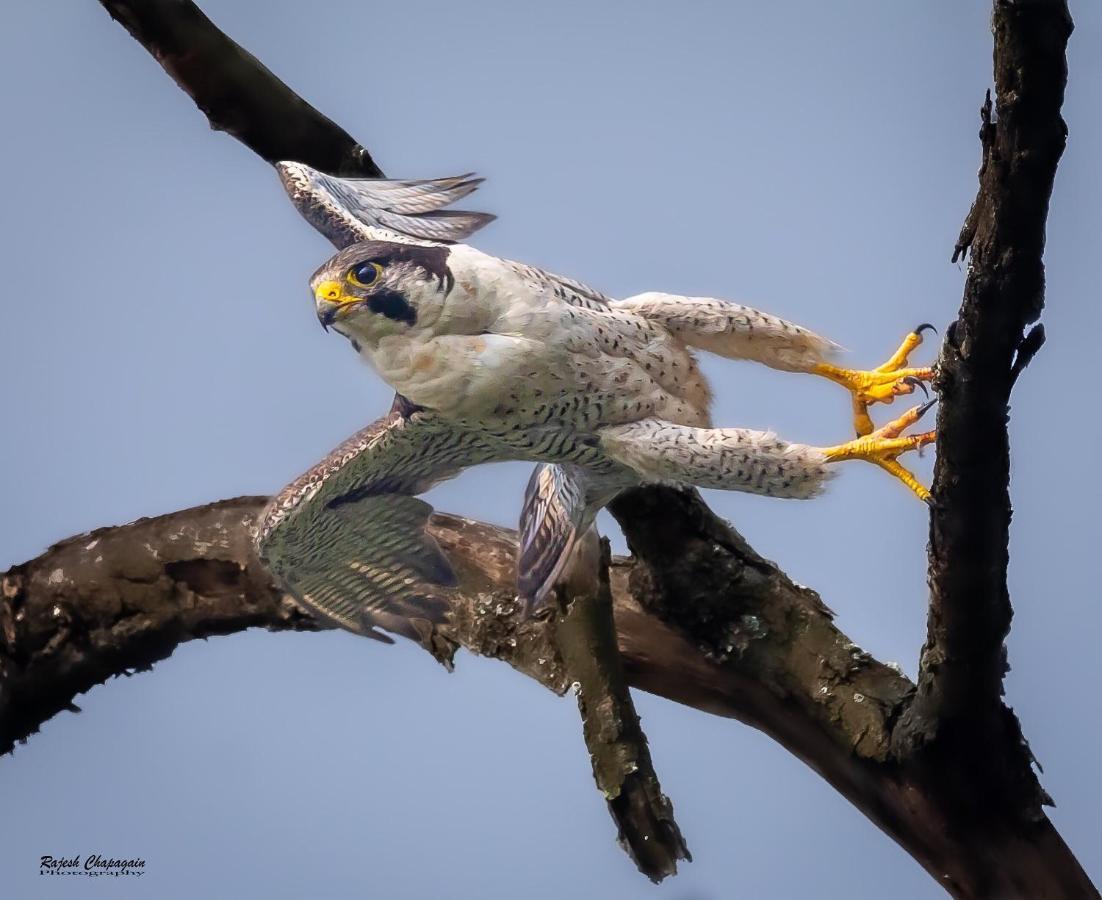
[517, 464, 623, 614]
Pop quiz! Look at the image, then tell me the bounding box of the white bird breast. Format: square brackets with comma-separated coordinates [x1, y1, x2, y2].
[353, 243, 711, 429]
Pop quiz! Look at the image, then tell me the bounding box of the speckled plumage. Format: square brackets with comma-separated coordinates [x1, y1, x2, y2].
[257, 163, 847, 636]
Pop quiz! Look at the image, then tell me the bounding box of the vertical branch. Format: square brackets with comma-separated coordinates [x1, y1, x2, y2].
[901, 0, 1073, 749]
[553, 534, 689, 883]
[889, 14, 1083, 893]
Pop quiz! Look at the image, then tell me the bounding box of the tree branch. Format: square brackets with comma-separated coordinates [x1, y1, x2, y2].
[3, 0, 1089, 895]
[896, 0, 1073, 757]
[99, 0, 381, 176]
[552, 535, 690, 882]
[6, 491, 1095, 896]
[886, 3, 1087, 895]
[921, 0, 1073, 730]
[0, 497, 930, 879]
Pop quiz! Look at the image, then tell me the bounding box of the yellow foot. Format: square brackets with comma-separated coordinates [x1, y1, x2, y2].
[814, 324, 936, 436]
[821, 401, 936, 502]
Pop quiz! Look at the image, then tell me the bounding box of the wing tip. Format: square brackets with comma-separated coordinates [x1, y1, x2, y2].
[276, 160, 494, 243]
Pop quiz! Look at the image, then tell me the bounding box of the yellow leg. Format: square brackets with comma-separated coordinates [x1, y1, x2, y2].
[851, 393, 875, 440]
[814, 324, 936, 436]
[875, 328, 928, 373]
[821, 401, 936, 502]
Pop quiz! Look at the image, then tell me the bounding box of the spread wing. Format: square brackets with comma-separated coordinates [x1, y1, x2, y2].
[256, 405, 505, 642]
[277, 161, 495, 249]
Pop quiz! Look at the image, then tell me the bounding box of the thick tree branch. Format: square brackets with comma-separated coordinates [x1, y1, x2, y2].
[886, 3, 1086, 895]
[0, 497, 929, 879]
[3, 0, 1087, 895]
[552, 535, 690, 882]
[895, 0, 1073, 774]
[917, 0, 1073, 734]
[6, 494, 1095, 896]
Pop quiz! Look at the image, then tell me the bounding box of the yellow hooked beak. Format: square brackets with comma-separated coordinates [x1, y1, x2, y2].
[315, 280, 358, 329]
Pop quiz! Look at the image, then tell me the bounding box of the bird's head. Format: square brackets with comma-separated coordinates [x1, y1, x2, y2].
[310, 239, 454, 343]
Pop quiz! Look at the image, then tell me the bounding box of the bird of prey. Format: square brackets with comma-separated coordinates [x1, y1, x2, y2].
[256, 164, 935, 643]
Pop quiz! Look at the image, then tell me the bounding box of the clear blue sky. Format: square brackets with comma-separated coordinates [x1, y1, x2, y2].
[2, 1, 1099, 897]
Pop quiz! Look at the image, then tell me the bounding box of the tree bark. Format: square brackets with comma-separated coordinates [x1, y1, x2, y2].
[5, 491, 1095, 896]
[910, 0, 1073, 744]
[0, 1, 1094, 896]
[551, 534, 690, 882]
[887, 4, 1085, 895]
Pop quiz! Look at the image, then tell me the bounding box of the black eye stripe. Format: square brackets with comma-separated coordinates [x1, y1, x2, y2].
[368, 290, 417, 326]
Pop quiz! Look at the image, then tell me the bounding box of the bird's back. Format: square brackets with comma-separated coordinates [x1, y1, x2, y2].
[437, 246, 714, 430]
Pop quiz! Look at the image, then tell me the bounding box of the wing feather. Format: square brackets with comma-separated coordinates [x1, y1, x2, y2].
[355, 174, 484, 211]
[257, 409, 503, 640]
[277, 161, 495, 249]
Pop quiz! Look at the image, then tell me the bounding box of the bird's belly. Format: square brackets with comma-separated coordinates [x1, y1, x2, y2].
[368, 332, 570, 419]
[367, 331, 709, 429]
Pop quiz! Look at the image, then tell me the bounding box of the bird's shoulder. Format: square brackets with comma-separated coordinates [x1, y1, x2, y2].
[444, 247, 690, 364]
[447, 244, 613, 311]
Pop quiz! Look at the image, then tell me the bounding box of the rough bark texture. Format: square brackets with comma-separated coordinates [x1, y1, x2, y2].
[6, 492, 1095, 896]
[0, 0, 1093, 896]
[887, 3, 1087, 896]
[552, 535, 690, 882]
[916, 0, 1074, 739]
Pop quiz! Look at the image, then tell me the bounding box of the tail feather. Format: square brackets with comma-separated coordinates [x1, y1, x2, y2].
[517, 464, 621, 613]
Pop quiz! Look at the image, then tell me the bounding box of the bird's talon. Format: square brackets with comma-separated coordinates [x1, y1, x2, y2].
[814, 325, 937, 435]
[902, 375, 930, 399]
[821, 403, 936, 502]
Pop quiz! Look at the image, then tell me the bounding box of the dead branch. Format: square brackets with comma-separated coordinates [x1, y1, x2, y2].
[552, 534, 690, 881]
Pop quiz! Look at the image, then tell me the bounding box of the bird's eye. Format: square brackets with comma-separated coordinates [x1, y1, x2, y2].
[348, 262, 383, 288]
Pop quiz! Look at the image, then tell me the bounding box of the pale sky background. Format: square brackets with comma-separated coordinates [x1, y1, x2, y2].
[2, 2, 1100, 898]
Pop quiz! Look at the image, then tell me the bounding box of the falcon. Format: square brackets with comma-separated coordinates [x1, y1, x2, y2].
[256, 164, 935, 641]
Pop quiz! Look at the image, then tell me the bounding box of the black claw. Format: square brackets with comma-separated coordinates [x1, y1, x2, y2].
[902, 375, 930, 399]
[914, 323, 938, 336]
[924, 491, 944, 511]
[915, 398, 937, 419]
